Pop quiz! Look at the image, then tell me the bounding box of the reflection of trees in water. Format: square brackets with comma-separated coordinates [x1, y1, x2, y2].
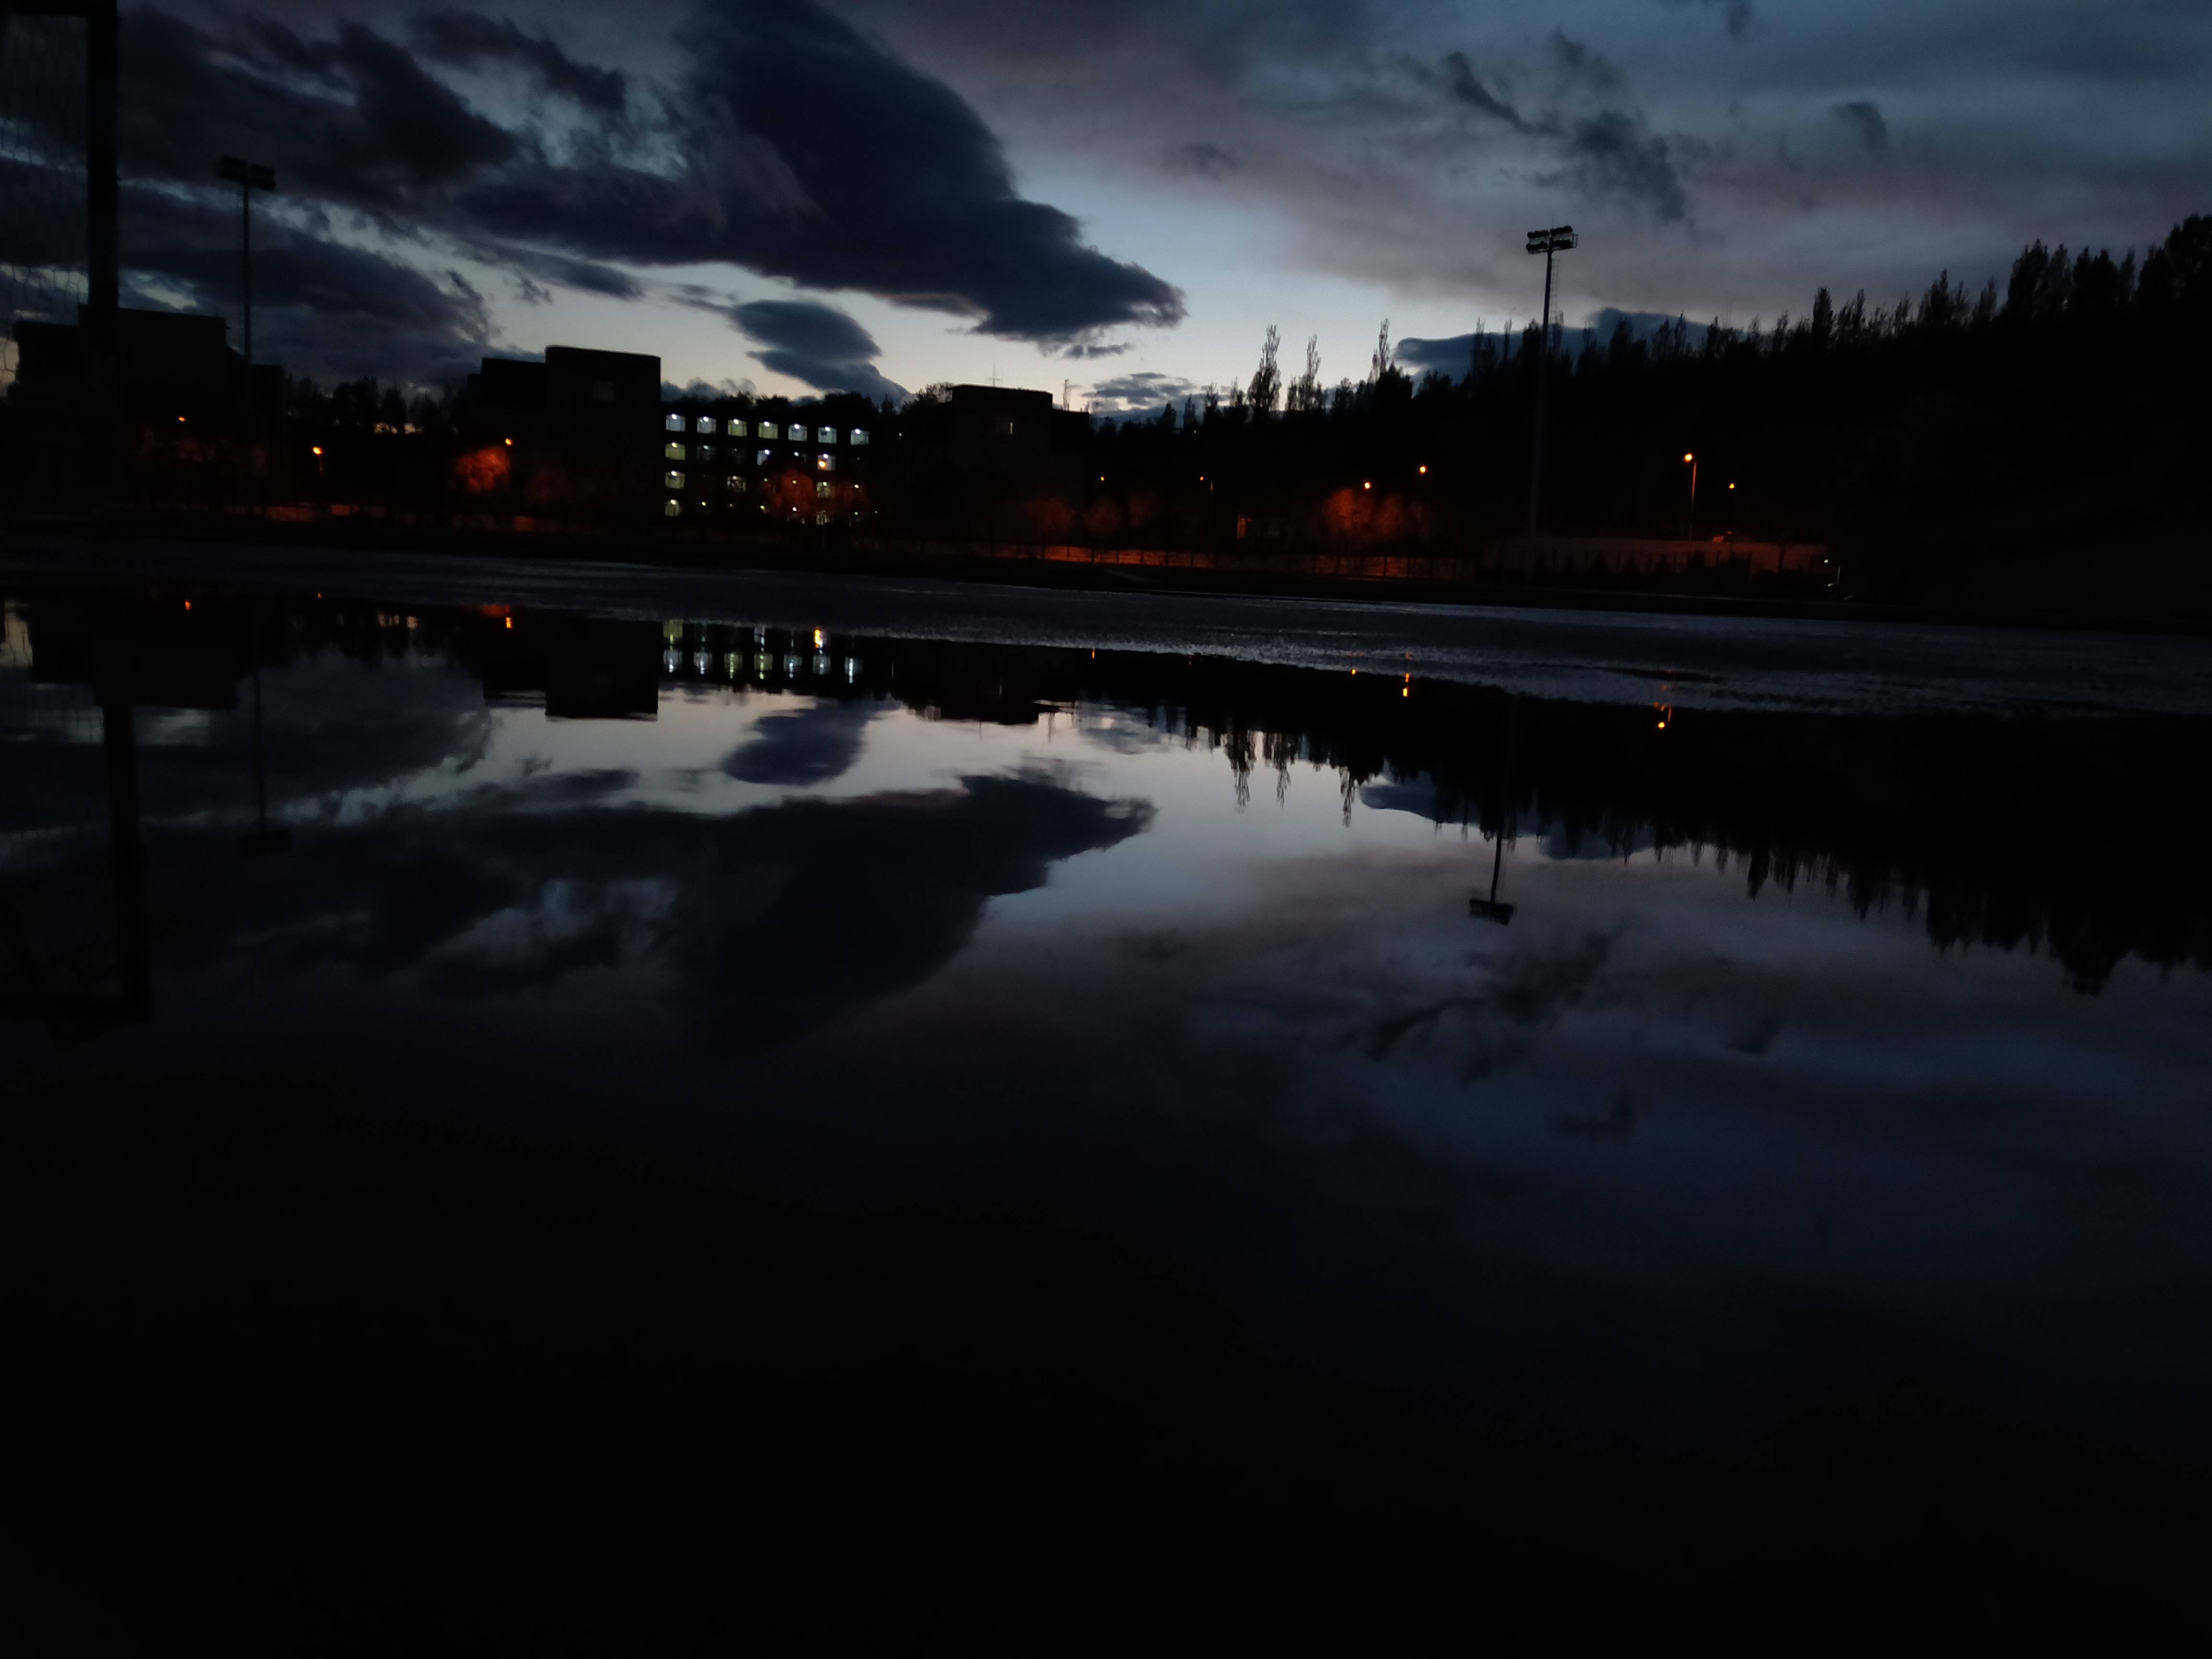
[877, 638, 2204, 994]
[13, 594, 2208, 992]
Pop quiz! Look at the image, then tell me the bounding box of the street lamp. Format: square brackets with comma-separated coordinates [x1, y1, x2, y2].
[1682, 451, 1697, 539]
[217, 155, 276, 407]
[1524, 225, 1576, 537]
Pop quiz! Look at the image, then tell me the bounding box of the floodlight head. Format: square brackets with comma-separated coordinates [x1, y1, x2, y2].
[1525, 224, 1578, 253]
[219, 155, 276, 190]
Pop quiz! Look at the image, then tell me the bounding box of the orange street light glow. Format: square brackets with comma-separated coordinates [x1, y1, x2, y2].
[1682, 452, 1694, 463]
[311, 445, 323, 456]
[503, 437, 513, 446]
[504, 617, 513, 630]
[1362, 481, 1371, 490]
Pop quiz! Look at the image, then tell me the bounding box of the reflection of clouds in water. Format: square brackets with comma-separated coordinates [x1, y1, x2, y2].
[1073, 708, 1184, 755]
[1363, 931, 1615, 1080]
[142, 767, 1154, 1052]
[721, 698, 883, 785]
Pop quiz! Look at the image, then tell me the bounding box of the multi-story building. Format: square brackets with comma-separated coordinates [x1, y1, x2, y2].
[656, 401, 880, 529]
[458, 345, 663, 521]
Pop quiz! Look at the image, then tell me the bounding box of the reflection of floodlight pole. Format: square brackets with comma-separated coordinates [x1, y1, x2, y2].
[1470, 694, 1521, 925]
[239, 605, 291, 857]
[1524, 225, 1576, 536]
[216, 156, 276, 409]
[1683, 452, 1698, 540]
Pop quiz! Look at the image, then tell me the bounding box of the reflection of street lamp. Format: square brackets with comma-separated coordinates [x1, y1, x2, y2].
[239, 605, 291, 857]
[1682, 452, 1698, 539]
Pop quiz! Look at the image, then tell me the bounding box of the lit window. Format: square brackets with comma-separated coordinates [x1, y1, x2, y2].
[664, 413, 683, 432]
[728, 474, 746, 493]
[816, 454, 835, 472]
[820, 427, 838, 445]
[815, 480, 831, 498]
[851, 428, 870, 446]
[727, 418, 745, 436]
[814, 510, 829, 525]
[696, 416, 714, 433]
[756, 448, 771, 468]
[665, 470, 686, 488]
[664, 442, 685, 460]
[664, 498, 682, 517]
[787, 423, 806, 441]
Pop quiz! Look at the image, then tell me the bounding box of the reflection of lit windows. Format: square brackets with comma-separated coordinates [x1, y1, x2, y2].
[728, 474, 746, 493]
[815, 509, 829, 525]
[756, 448, 771, 468]
[851, 428, 869, 446]
[783, 654, 800, 676]
[695, 416, 714, 433]
[663, 648, 680, 672]
[813, 652, 829, 675]
[725, 652, 739, 679]
[664, 442, 685, 460]
[787, 423, 806, 441]
[755, 652, 771, 676]
[664, 413, 683, 432]
[665, 470, 685, 488]
[664, 498, 682, 517]
[816, 453, 835, 472]
[844, 656, 858, 682]
[694, 649, 710, 674]
[815, 480, 831, 498]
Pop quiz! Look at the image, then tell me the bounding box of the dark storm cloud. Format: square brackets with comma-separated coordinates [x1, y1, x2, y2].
[727, 300, 907, 401]
[1548, 31, 1623, 96]
[447, 0, 1184, 340]
[1435, 48, 1687, 222]
[116, 182, 494, 384]
[69, 0, 1181, 380]
[1558, 109, 1688, 223]
[1439, 51, 1532, 132]
[409, 12, 631, 117]
[1833, 100, 1888, 154]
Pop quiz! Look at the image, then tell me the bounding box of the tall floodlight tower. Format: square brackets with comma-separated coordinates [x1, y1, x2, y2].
[218, 155, 276, 400]
[1524, 224, 1576, 536]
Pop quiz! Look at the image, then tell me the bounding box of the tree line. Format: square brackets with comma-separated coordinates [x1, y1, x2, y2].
[1084, 215, 2212, 603]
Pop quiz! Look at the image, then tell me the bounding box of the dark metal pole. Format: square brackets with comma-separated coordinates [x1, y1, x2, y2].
[84, 1, 119, 349]
[240, 174, 252, 391]
[1526, 246, 1553, 536]
[100, 695, 151, 1015]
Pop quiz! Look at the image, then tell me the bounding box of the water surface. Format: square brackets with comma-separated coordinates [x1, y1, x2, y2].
[7, 554, 2211, 1633]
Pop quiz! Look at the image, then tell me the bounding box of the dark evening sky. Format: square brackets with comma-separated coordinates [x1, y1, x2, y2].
[68, 0, 2212, 406]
